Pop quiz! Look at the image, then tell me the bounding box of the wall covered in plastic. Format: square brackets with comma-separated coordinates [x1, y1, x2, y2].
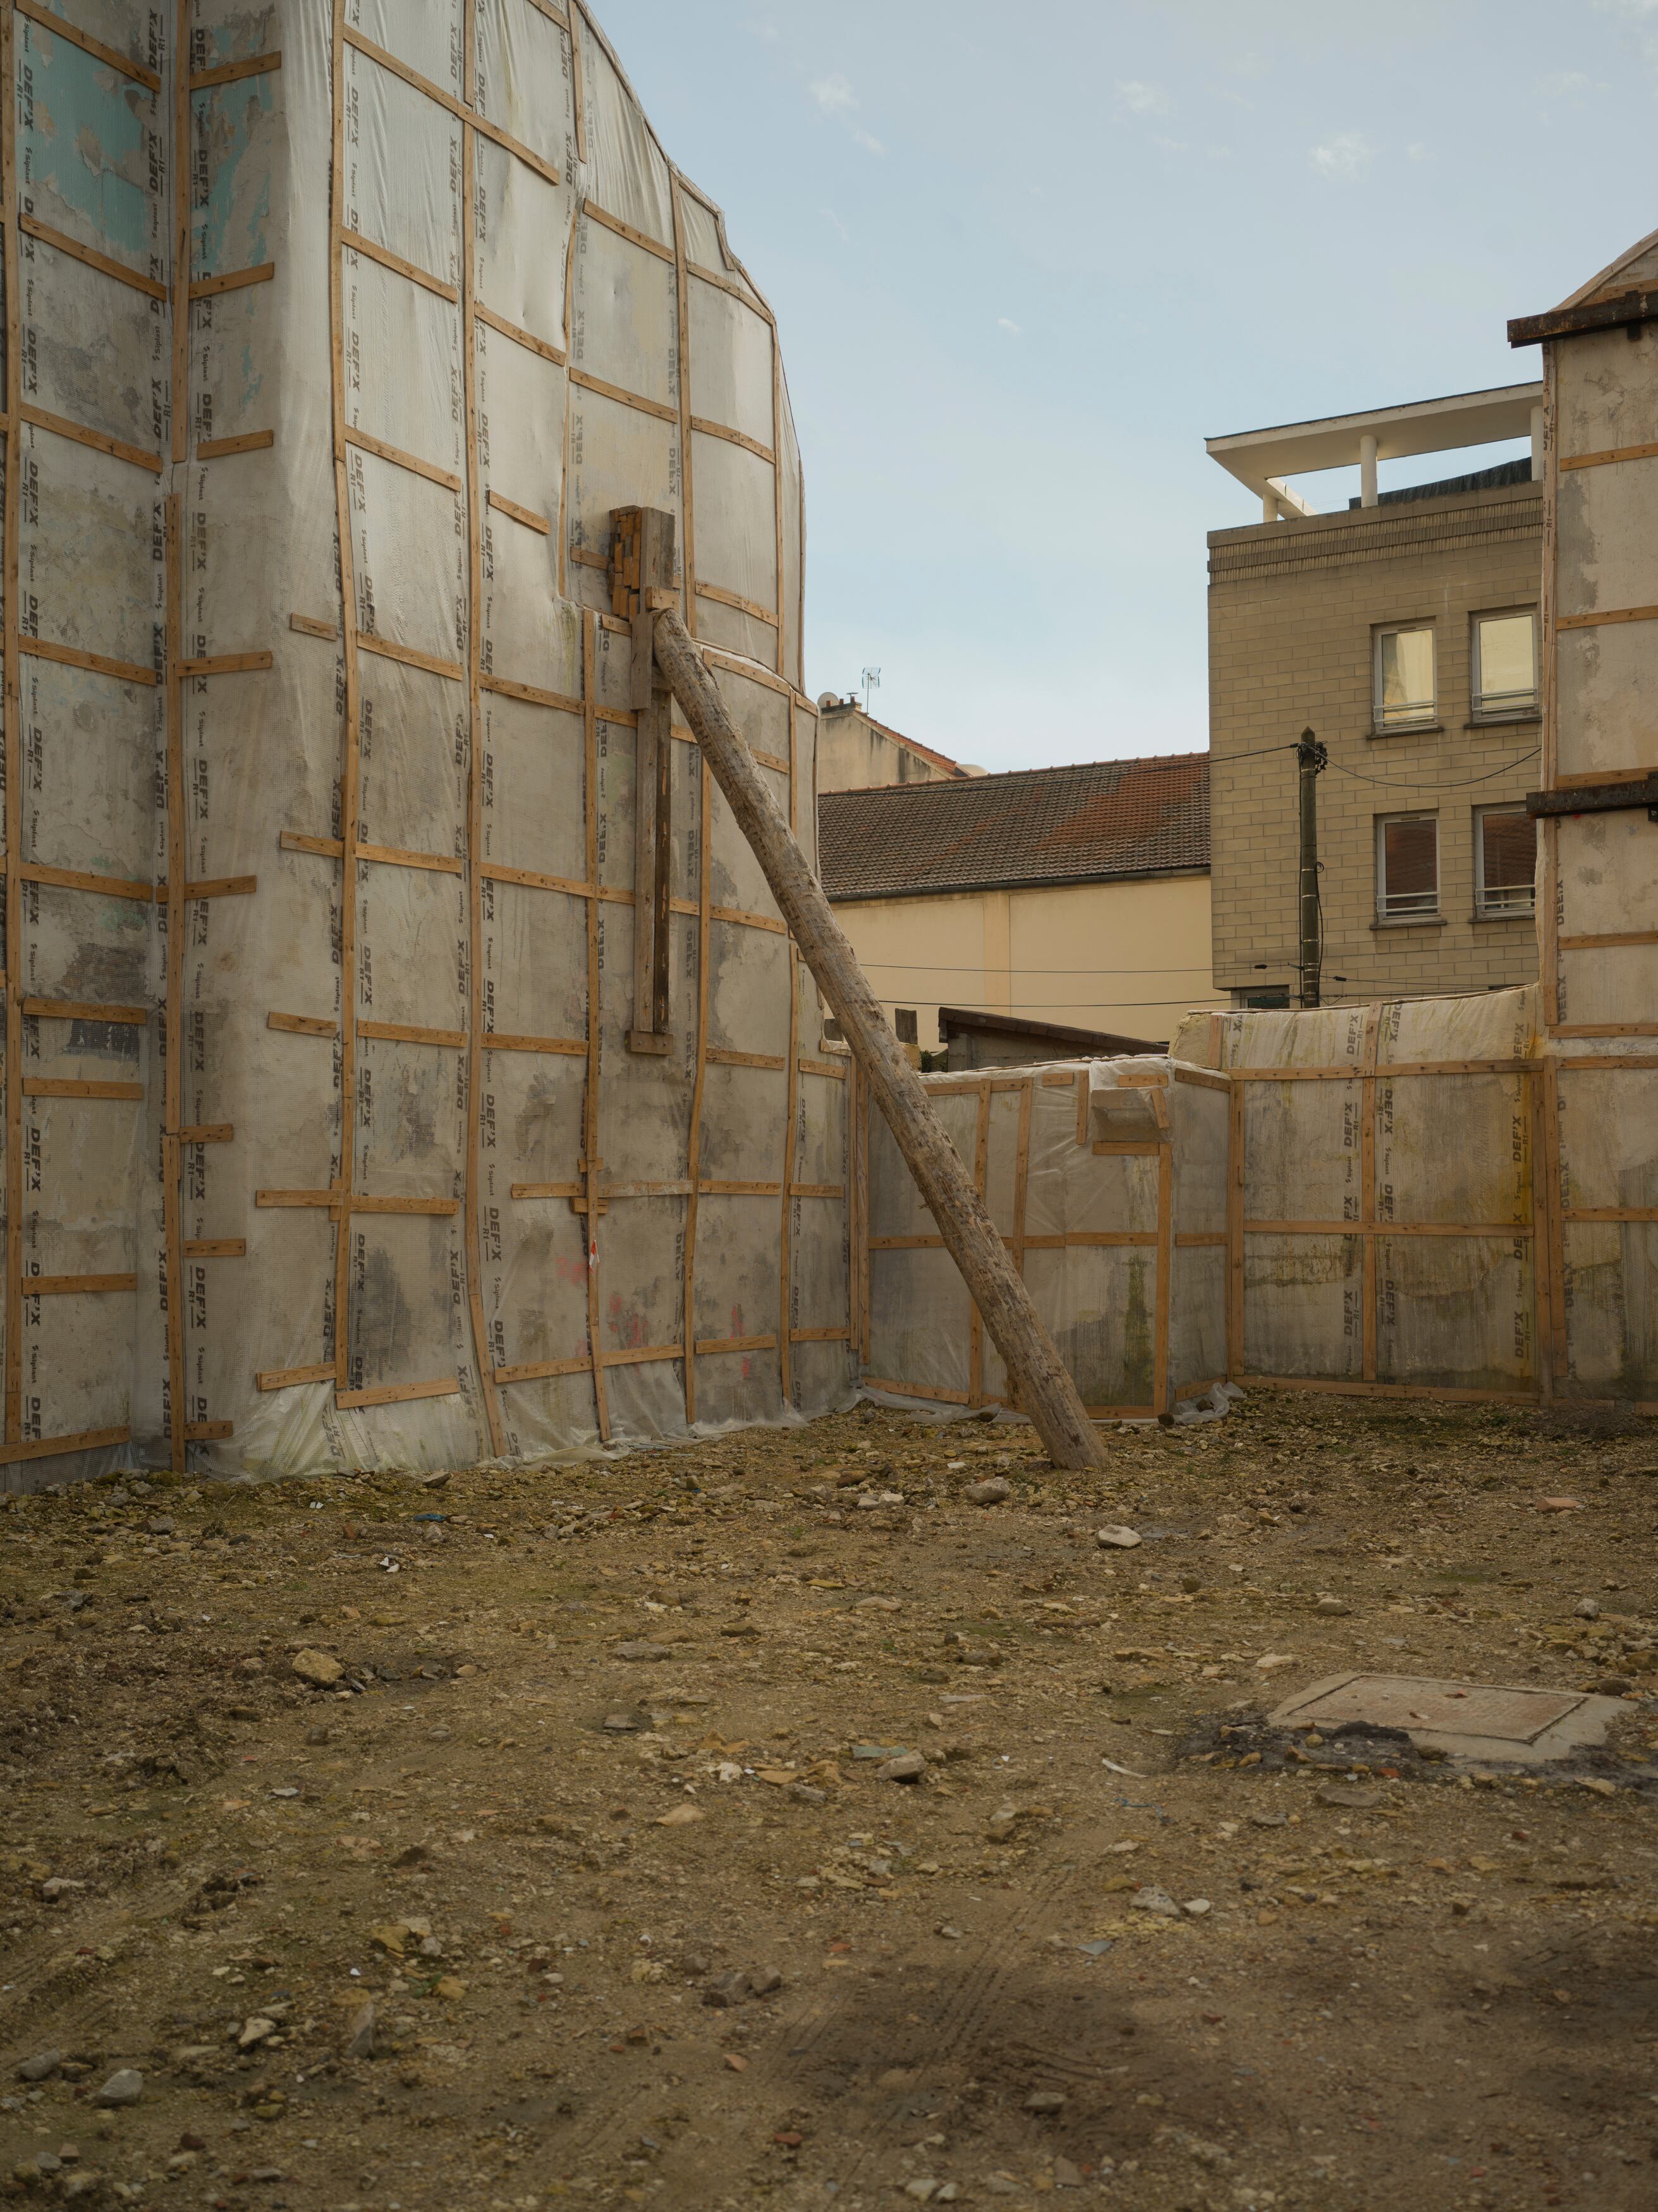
[0, 0, 853, 1486]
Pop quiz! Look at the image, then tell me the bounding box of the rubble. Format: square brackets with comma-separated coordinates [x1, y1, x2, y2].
[0, 1395, 1654, 2208]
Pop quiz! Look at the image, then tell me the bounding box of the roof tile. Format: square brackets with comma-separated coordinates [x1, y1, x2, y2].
[819, 753, 1209, 901]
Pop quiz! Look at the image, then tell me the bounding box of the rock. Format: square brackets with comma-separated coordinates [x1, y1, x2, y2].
[985, 1808, 1019, 1840]
[1315, 1596, 1350, 1617]
[1253, 1653, 1296, 1672]
[1594, 1675, 1635, 1696]
[39, 1878, 85, 1900]
[964, 1478, 1011, 1505]
[1578, 1777, 1617, 1798]
[1536, 1497, 1583, 1513]
[1315, 1784, 1381, 1809]
[853, 1595, 901, 1613]
[876, 1751, 927, 1784]
[146, 1517, 175, 1537]
[1053, 2157, 1084, 2189]
[418, 1473, 451, 1492]
[702, 1972, 747, 2008]
[1250, 1811, 1287, 1828]
[291, 1648, 343, 1688]
[343, 2002, 375, 2060]
[1181, 1897, 1212, 1917]
[1575, 1599, 1600, 1620]
[94, 2070, 142, 2108]
[613, 1641, 674, 1662]
[746, 1966, 783, 1996]
[16, 2053, 61, 2083]
[369, 1922, 411, 1955]
[1130, 1886, 1179, 1918]
[1023, 2089, 1066, 2113]
[601, 1707, 647, 1732]
[1095, 1525, 1142, 1550]
[789, 1783, 827, 1805]
[655, 1803, 705, 1826]
[237, 2018, 276, 2050]
[433, 1976, 466, 2001]
[936, 1924, 964, 1940]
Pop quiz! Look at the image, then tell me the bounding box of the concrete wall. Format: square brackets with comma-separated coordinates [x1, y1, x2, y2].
[1209, 478, 1542, 1006]
[816, 702, 975, 791]
[829, 872, 1221, 1048]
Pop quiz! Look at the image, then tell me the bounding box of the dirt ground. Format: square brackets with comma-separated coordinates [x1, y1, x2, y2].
[3, 1392, 1658, 2212]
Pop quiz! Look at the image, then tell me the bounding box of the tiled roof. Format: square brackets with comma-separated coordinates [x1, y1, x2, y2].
[819, 753, 1209, 901]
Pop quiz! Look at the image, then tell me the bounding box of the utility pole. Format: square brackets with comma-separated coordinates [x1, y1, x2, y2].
[1296, 727, 1328, 1009]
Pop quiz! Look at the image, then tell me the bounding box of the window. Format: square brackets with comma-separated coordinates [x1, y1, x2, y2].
[1376, 813, 1439, 920]
[1472, 611, 1538, 719]
[1476, 806, 1536, 915]
[1374, 625, 1436, 729]
[894, 1008, 918, 1043]
[822, 1014, 845, 1045]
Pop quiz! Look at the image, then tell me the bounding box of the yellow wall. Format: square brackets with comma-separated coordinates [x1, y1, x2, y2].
[831, 872, 1221, 1049]
[817, 706, 970, 791]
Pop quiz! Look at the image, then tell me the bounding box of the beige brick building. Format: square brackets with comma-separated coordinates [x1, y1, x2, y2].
[1207, 387, 1545, 1007]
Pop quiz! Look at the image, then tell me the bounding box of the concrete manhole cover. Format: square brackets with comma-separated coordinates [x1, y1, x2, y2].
[1267, 1672, 1626, 1763]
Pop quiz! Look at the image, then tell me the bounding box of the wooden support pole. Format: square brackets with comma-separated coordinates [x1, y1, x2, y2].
[618, 507, 676, 1052]
[650, 603, 1106, 1471]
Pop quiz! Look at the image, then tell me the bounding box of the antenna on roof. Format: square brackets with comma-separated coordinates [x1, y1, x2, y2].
[860, 665, 881, 715]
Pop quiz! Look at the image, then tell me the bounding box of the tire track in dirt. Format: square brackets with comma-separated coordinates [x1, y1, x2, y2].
[659, 1851, 1087, 2203]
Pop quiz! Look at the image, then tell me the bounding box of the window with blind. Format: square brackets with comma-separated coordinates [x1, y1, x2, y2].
[1472, 611, 1538, 719]
[1376, 813, 1439, 919]
[1476, 806, 1536, 915]
[1374, 625, 1436, 729]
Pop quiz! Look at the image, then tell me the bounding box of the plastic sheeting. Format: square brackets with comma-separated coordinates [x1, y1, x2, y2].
[0, 0, 853, 1486]
[863, 1059, 1229, 1418]
[862, 986, 1658, 1419]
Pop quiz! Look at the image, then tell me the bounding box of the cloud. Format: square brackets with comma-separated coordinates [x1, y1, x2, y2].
[1115, 79, 1169, 115]
[823, 208, 850, 244]
[810, 71, 884, 154]
[811, 71, 855, 115]
[1406, 141, 1433, 161]
[1310, 131, 1375, 181]
[1537, 69, 1602, 99]
[996, 316, 1021, 336]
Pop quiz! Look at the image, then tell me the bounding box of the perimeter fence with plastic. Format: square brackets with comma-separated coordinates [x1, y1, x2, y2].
[859, 985, 1658, 1418]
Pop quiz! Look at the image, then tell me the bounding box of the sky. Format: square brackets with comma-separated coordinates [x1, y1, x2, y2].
[597, 0, 1658, 774]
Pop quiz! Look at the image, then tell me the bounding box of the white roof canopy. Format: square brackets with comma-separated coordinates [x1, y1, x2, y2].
[1207, 382, 1543, 518]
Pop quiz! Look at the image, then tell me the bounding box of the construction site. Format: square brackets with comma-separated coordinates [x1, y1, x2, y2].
[1, 3, 1657, 2208]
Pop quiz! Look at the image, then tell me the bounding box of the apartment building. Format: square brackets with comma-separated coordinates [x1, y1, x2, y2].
[1205, 384, 1544, 1007]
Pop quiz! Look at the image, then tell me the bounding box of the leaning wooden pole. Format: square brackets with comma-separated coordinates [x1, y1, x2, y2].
[652, 607, 1107, 1472]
